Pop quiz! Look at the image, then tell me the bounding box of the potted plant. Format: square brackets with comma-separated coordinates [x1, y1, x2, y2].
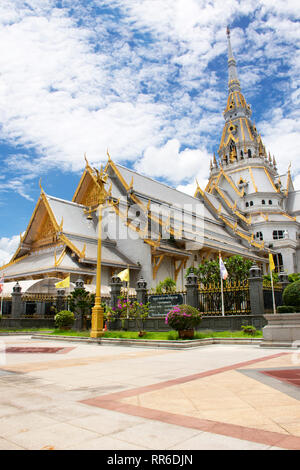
[165, 304, 202, 339]
[54, 310, 75, 330]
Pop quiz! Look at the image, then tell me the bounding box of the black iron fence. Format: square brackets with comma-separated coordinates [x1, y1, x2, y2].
[263, 282, 283, 312]
[198, 281, 251, 316]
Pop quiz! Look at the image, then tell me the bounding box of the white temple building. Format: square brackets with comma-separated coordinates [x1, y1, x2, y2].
[0, 28, 299, 295]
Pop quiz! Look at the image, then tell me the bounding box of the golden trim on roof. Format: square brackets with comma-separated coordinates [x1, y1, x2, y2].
[263, 167, 280, 193]
[244, 119, 254, 141]
[248, 167, 258, 193]
[54, 248, 66, 267]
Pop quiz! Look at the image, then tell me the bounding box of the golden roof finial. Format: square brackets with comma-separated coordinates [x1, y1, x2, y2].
[38, 178, 44, 194]
[107, 148, 111, 161]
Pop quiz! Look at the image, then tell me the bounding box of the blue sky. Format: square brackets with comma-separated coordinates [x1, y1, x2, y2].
[0, 0, 300, 264]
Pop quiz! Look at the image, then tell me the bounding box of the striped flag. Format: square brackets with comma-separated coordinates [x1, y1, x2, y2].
[219, 256, 228, 280]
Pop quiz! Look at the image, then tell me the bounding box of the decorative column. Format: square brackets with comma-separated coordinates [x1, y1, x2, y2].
[136, 277, 148, 305]
[248, 264, 264, 315]
[11, 282, 23, 318]
[278, 271, 290, 291]
[73, 278, 85, 331]
[185, 273, 199, 309]
[110, 274, 122, 311]
[56, 289, 66, 313]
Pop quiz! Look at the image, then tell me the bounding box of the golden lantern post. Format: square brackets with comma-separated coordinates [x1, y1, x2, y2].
[84, 164, 115, 338]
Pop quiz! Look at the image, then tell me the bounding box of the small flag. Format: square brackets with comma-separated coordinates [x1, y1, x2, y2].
[269, 253, 275, 272]
[0, 278, 3, 294]
[55, 276, 70, 288]
[117, 268, 129, 282]
[219, 256, 228, 280]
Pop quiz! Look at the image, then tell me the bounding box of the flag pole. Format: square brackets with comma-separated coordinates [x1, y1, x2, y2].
[269, 253, 277, 315]
[0, 276, 4, 317]
[126, 264, 129, 319]
[219, 252, 225, 317]
[270, 269, 276, 314]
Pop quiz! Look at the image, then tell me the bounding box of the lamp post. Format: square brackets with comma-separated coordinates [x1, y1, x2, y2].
[84, 165, 117, 338]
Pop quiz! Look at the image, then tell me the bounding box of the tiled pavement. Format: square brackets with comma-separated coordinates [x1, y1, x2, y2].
[0, 335, 300, 450]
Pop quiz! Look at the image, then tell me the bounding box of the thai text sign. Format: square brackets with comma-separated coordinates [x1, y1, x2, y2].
[148, 293, 184, 317]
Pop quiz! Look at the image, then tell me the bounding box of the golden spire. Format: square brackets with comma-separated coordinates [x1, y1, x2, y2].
[213, 152, 218, 167]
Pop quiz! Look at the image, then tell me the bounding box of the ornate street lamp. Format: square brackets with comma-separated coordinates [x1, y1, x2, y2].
[84, 164, 118, 338]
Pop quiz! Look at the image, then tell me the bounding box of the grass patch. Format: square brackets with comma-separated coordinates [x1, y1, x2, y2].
[0, 328, 52, 333]
[38, 329, 262, 340]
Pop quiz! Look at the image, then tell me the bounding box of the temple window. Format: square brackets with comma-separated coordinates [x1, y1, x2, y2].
[246, 202, 249, 207]
[273, 230, 284, 240]
[262, 200, 265, 205]
[248, 149, 252, 158]
[274, 253, 283, 273]
[250, 201, 254, 206]
[256, 232, 263, 240]
[268, 200, 272, 205]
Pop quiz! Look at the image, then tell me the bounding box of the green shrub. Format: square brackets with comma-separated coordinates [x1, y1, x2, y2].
[282, 280, 300, 307]
[277, 305, 296, 313]
[156, 277, 177, 294]
[54, 310, 75, 329]
[241, 324, 258, 336]
[165, 304, 202, 331]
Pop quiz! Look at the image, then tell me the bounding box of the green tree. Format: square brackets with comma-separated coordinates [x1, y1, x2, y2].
[155, 277, 177, 293]
[186, 255, 252, 286]
[68, 288, 95, 317]
[225, 255, 252, 282]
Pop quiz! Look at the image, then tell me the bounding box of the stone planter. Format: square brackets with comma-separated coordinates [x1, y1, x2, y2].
[261, 313, 300, 347]
[178, 329, 194, 339]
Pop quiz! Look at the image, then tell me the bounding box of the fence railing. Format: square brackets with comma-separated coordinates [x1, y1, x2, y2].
[198, 280, 251, 316]
[263, 282, 283, 312]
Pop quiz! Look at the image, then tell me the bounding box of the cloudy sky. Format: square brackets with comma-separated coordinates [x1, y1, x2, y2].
[0, 0, 299, 265]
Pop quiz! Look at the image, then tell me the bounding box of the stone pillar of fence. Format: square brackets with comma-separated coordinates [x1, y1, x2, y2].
[11, 282, 23, 318]
[278, 272, 289, 291]
[185, 272, 199, 309]
[248, 264, 264, 315]
[136, 277, 148, 305]
[110, 274, 122, 310]
[56, 289, 66, 314]
[73, 278, 85, 331]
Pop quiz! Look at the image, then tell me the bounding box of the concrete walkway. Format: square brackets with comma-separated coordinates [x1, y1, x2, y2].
[0, 335, 300, 450]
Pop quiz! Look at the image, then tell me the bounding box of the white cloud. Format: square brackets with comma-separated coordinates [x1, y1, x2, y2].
[0, 0, 299, 200]
[0, 235, 20, 267]
[135, 138, 210, 187]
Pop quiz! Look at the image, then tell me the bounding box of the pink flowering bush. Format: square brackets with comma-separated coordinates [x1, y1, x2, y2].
[165, 304, 202, 331]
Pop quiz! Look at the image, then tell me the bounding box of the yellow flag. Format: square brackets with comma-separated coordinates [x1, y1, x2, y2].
[55, 276, 70, 288]
[117, 268, 129, 282]
[269, 253, 275, 272]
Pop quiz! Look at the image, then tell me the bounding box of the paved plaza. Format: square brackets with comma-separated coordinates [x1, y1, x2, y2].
[1, 335, 300, 450]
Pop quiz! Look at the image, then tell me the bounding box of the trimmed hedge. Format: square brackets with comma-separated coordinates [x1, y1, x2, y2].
[282, 280, 300, 308]
[277, 305, 296, 313]
[54, 310, 75, 329]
